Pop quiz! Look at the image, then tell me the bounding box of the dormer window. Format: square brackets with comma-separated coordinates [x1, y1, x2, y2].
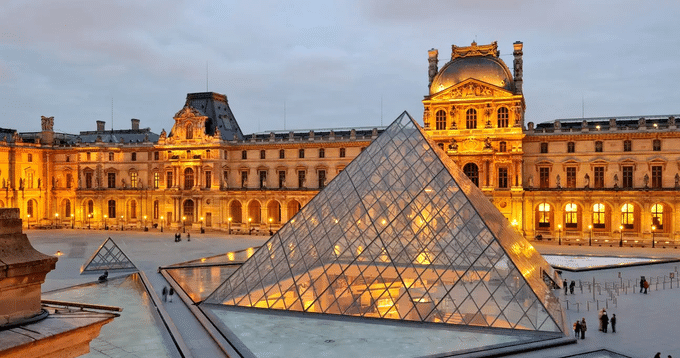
[186, 123, 193, 139]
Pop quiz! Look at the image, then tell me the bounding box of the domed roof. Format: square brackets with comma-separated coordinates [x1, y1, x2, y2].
[430, 56, 513, 95]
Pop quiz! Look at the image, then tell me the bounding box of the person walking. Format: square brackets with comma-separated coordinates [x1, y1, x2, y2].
[643, 279, 649, 294]
[564, 279, 568, 295]
[601, 312, 609, 333]
[653, 353, 661, 358]
[570, 280, 576, 294]
[580, 318, 587, 339]
[611, 313, 616, 333]
[598, 309, 606, 331]
[187, 232, 191, 241]
[640, 277, 645, 293]
[168, 287, 175, 302]
[162, 286, 168, 302]
[573, 320, 581, 338]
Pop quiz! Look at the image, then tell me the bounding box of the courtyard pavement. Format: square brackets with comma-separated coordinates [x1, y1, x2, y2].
[27, 229, 680, 358]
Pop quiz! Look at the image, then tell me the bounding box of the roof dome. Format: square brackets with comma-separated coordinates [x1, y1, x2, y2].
[430, 56, 513, 95]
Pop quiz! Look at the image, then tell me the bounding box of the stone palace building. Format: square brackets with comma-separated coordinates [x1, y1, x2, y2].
[1, 41, 679, 245]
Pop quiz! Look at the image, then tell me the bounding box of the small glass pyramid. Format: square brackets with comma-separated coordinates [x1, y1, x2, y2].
[204, 112, 567, 334]
[81, 237, 137, 273]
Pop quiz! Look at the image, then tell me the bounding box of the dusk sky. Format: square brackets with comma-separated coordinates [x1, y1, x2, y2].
[2, 1, 679, 135]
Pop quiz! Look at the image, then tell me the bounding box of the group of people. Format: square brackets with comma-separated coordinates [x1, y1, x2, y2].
[174, 232, 190, 242]
[162, 286, 175, 302]
[572, 318, 587, 339]
[597, 309, 616, 333]
[653, 353, 672, 358]
[563, 279, 576, 294]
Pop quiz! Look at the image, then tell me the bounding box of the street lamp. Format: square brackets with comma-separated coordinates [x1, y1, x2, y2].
[268, 217, 273, 235]
[228, 217, 232, 234]
[143, 215, 147, 231]
[27, 214, 30, 229]
[588, 225, 592, 246]
[652, 225, 656, 248]
[104, 214, 108, 230]
[200, 216, 204, 233]
[619, 225, 624, 247]
[87, 213, 92, 229]
[182, 216, 186, 233]
[120, 215, 124, 231]
[160, 216, 164, 232]
[55, 213, 59, 228]
[248, 217, 253, 235]
[557, 224, 562, 245]
[71, 213, 75, 229]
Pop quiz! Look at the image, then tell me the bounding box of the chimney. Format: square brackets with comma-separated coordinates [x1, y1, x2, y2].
[513, 41, 523, 94]
[96, 120, 106, 132]
[428, 49, 439, 89]
[131, 119, 140, 130]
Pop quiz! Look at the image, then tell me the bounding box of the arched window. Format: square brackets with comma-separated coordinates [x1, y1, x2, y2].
[565, 203, 578, 228]
[186, 123, 193, 139]
[621, 204, 635, 229]
[652, 203, 663, 230]
[184, 168, 194, 189]
[130, 200, 137, 219]
[63, 200, 71, 218]
[538, 203, 551, 228]
[229, 201, 242, 223]
[183, 200, 194, 223]
[287, 200, 301, 221]
[27, 200, 34, 217]
[66, 173, 72, 189]
[466, 109, 477, 129]
[435, 110, 446, 130]
[497, 107, 509, 128]
[463, 163, 479, 186]
[108, 200, 116, 219]
[593, 203, 605, 228]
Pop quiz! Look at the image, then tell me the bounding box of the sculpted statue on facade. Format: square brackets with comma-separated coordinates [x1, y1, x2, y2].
[643, 173, 649, 188]
[527, 175, 533, 188]
[556, 175, 561, 188]
[484, 137, 492, 149]
[448, 139, 458, 151]
[613, 174, 619, 188]
[675, 173, 680, 188]
[584, 174, 590, 188]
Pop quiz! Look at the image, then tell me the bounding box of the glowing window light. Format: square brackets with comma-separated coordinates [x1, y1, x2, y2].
[227, 252, 235, 261]
[334, 245, 341, 257]
[246, 247, 254, 258]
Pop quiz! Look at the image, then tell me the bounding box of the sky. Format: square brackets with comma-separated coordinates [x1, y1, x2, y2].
[1, 1, 680, 135]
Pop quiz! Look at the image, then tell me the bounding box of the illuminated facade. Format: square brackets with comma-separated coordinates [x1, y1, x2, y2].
[424, 41, 680, 246]
[1, 40, 678, 245]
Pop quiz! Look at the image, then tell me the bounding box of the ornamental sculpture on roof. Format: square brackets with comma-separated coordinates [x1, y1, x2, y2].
[451, 41, 499, 59]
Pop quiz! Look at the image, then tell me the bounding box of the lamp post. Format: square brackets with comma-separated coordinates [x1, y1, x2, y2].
[120, 215, 124, 231]
[268, 217, 273, 235]
[71, 213, 75, 229]
[652, 225, 656, 248]
[104, 214, 108, 230]
[87, 213, 91, 229]
[27, 214, 30, 229]
[557, 224, 562, 245]
[248, 217, 253, 235]
[200, 217, 204, 233]
[228, 217, 232, 234]
[55, 213, 59, 228]
[143, 215, 147, 231]
[619, 225, 624, 247]
[160, 216, 164, 232]
[588, 225, 592, 246]
[182, 216, 186, 233]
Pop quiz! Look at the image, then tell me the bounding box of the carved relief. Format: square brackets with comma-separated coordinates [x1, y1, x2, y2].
[41, 116, 54, 131]
[451, 41, 498, 59]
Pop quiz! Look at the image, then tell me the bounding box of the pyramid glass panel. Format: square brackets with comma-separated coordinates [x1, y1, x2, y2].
[81, 237, 137, 273]
[204, 112, 568, 335]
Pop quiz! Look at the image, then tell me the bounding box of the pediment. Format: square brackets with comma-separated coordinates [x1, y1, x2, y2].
[429, 78, 514, 100]
[174, 105, 204, 120]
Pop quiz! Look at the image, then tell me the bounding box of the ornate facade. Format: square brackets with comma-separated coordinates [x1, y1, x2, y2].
[2, 41, 679, 245]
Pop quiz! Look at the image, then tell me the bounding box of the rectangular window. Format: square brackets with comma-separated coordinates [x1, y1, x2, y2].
[279, 149, 285, 159]
[652, 166, 662, 188]
[166, 171, 173, 188]
[539, 167, 550, 188]
[108, 173, 116, 188]
[298, 170, 306, 188]
[154, 172, 159, 189]
[153, 200, 159, 219]
[241, 150, 247, 160]
[318, 170, 326, 188]
[109, 152, 114, 161]
[566, 167, 576, 188]
[567, 142, 575, 153]
[259, 170, 267, 188]
[339, 148, 346, 158]
[623, 140, 632, 152]
[130, 172, 138, 188]
[205, 171, 211, 188]
[594, 167, 604, 188]
[299, 149, 305, 158]
[622, 166, 633, 188]
[154, 151, 159, 160]
[223, 171, 229, 187]
[85, 172, 93, 189]
[66, 155, 70, 162]
[241, 171, 248, 188]
[260, 150, 266, 160]
[27, 173, 33, 189]
[540, 143, 548, 154]
[319, 148, 325, 158]
[27, 153, 33, 162]
[87, 152, 91, 161]
[278, 170, 286, 188]
[498, 167, 508, 189]
[131, 152, 137, 161]
[653, 139, 661, 151]
[595, 141, 603, 152]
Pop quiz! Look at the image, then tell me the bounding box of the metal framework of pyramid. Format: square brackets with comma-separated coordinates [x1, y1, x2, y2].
[205, 112, 567, 334]
[81, 237, 137, 273]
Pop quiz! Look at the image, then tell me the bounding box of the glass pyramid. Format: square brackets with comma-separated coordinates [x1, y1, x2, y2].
[81, 237, 137, 273]
[204, 112, 567, 334]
